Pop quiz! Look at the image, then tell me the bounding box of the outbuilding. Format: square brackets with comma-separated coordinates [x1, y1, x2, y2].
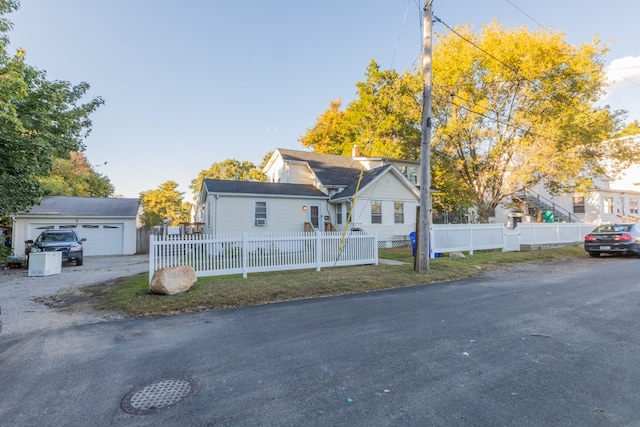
[12, 196, 140, 257]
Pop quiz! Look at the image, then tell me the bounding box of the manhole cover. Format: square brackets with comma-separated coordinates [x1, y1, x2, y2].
[121, 376, 201, 415]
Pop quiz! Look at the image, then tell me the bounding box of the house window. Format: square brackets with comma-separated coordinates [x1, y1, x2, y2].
[254, 201, 268, 226]
[336, 203, 343, 225]
[346, 201, 352, 223]
[394, 202, 404, 224]
[371, 201, 382, 224]
[604, 197, 614, 214]
[631, 199, 639, 215]
[400, 166, 418, 184]
[573, 195, 585, 214]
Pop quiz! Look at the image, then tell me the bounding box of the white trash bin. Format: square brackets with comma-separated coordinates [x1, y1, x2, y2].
[28, 252, 62, 277]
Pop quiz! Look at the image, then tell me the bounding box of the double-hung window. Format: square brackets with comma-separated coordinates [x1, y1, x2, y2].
[371, 201, 382, 224]
[394, 202, 404, 224]
[573, 195, 585, 214]
[336, 203, 343, 225]
[254, 201, 268, 226]
[603, 197, 614, 214]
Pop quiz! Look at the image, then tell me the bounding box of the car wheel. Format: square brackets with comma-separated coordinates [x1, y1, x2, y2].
[76, 257, 83, 266]
[588, 252, 600, 258]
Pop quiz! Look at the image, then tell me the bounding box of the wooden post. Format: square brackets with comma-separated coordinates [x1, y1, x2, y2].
[418, 0, 433, 273]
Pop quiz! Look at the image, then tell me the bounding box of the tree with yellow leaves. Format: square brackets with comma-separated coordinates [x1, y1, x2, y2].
[300, 21, 638, 222]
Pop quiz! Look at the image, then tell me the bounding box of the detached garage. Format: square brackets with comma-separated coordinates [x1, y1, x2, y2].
[12, 196, 140, 257]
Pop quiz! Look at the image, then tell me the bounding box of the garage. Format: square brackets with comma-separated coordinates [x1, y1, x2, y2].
[27, 223, 125, 256]
[13, 197, 140, 257]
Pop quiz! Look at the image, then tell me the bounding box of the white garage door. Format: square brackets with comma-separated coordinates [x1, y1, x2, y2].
[27, 223, 124, 256]
[78, 224, 124, 256]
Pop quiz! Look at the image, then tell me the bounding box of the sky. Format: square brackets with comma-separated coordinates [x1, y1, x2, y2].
[6, 1, 640, 199]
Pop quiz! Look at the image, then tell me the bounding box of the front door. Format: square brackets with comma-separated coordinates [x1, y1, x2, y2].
[309, 205, 320, 229]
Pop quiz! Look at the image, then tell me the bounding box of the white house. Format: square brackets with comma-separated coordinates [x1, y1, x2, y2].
[198, 180, 328, 235]
[12, 196, 140, 256]
[197, 148, 421, 244]
[496, 140, 640, 226]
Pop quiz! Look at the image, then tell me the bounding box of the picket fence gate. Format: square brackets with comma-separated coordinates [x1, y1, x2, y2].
[149, 231, 378, 282]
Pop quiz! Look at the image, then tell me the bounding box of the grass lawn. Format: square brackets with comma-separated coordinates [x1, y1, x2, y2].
[84, 245, 587, 317]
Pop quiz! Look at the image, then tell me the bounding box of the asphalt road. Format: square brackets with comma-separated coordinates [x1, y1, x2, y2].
[1, 256, 639, 426]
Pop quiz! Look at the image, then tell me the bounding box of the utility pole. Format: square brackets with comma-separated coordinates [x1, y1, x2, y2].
[418, 0, 433, 273]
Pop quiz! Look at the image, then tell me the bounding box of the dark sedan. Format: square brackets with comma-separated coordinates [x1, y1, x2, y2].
[584, 223, 640, 258]
[27, 229, 85, 265]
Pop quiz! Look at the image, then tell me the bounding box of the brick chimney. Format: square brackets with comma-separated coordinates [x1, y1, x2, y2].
[352, 144, 360, 157]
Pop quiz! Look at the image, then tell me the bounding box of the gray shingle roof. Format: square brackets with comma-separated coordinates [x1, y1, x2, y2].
[277, 148, 365, 187]
[203, 179, 327, 198]
[23, 197, 140, 217]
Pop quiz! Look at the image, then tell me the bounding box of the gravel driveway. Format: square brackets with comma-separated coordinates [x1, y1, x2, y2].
[0, 255, 148, 337]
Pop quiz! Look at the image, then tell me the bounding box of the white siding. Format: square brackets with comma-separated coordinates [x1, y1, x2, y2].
[609, 164, 640, 191]
[265, 156, 285, 183]
[206, 195, 321, 234]
[287, 163, 313, 185]
[347, 172, 419, 241]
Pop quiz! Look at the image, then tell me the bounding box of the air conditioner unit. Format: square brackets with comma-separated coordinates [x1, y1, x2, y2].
[255, 218, 266, 226]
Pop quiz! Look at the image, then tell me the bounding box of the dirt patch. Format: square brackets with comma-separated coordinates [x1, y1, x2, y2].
[34, 277, 130, 318]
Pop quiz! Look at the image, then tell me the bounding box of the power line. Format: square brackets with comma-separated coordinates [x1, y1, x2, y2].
[442, 92, 566, 145]
[504, 0, 640, 92]
[390, 0, 413, 69]
[432, 14, 604, 125]
[505, 0, 545, 27]
[608, 70, 640, 89]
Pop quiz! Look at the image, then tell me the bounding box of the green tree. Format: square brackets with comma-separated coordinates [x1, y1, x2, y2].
[39, 151, 114, 197]
[300, 60, 422, 159]
[140, 181, 190, 227]
[258, 151, 274, 170]
[0, 1, 104, 216]
[613, 120, 640, 138]
[190, 158, 266, 197]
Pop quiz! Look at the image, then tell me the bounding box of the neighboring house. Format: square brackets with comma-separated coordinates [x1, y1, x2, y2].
[496, 143, 640, 226]
[197, 148, 421, 244]
[12, 196, 141, 256]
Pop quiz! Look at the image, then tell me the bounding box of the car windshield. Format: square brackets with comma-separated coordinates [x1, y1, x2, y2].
[37, 232, 76, 243]
[593, 225, 632, 233]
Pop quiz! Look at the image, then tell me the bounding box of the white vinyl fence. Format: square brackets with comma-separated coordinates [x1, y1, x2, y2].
[430, 224, 520, 255]
[430, 222, 597, 256]
[149, 231, 378, 281]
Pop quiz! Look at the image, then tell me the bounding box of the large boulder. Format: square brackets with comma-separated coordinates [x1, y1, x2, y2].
[149, 265, 197, 295]
[449, 252, 466, 259]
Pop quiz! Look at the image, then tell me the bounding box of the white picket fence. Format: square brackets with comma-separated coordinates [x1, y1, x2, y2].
[149, 231, 378, 281]
[430, 223, 520, 255]
[430, 222, 597, 256]
[149, 223, 596, 281]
